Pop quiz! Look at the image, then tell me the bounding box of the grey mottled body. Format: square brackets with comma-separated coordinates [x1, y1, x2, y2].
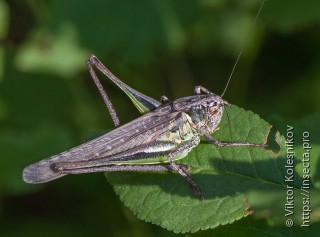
[23, 55, 265, 198]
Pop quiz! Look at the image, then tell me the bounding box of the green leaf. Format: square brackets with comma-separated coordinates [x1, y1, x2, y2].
[106, 105, 303, 233]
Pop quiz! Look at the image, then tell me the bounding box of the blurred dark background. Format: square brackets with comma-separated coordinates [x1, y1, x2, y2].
[0, 0, 319, 236]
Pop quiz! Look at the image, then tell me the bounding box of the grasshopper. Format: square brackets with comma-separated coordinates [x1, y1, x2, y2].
[22, 54, 265, 199]
[23, 1, 267, 198]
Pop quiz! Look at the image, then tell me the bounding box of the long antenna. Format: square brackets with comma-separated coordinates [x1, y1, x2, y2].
[221, 0, 265, 97]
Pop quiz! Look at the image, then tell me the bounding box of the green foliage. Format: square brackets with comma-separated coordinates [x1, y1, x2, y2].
[107, 106, 302, 233]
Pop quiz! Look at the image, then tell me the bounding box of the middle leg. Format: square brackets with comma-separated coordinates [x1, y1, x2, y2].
[166, 136, 203, 199]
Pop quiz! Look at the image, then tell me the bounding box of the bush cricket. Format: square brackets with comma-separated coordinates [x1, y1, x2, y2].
[23, 2, 266, 199]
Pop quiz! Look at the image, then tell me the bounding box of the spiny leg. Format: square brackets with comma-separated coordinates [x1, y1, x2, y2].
[201, 131, 266, 147]
[52, 163, 190, 174]
[87, 55, 161, 115]
[87, 55, 120, 126]
[166, 136, 203, 199]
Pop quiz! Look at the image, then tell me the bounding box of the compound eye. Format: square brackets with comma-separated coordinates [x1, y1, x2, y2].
[209, 106, 218, 115]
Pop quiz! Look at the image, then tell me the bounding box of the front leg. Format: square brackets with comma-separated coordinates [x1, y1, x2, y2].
[201, 131, 266, 147]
